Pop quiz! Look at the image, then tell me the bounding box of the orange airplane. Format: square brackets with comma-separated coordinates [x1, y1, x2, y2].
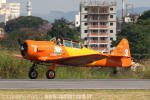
[12, 37, 132, 79]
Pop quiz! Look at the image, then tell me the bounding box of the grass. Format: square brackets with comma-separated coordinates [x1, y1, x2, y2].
[0, 89, 150, 100]
[0, 48, 150, 79]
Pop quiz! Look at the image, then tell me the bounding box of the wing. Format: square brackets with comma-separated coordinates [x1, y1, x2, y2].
[47, 54, 107, 66]
[10, 53, 107, 66]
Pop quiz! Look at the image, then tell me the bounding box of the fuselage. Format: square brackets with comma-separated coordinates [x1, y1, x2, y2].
[21, 40, 132, 68]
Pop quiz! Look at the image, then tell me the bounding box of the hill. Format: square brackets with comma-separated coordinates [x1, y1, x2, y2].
[20, 7, 150, 23]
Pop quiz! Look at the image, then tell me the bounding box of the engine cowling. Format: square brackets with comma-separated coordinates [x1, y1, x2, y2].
[20, 42, 28, 57]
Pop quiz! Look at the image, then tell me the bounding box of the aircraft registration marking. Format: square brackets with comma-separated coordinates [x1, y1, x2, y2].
[125, 49, 128, 57]
[31, 45, 38, 52]
[54, 46, 62, 55]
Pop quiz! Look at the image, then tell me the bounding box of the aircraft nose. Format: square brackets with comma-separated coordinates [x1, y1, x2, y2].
[20, 43, 28, 57]
[20, 45, 24, 51]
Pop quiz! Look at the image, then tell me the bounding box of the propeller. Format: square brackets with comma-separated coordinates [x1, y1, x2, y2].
[17, 39, 22, 46]
[17, 38, 28, 56]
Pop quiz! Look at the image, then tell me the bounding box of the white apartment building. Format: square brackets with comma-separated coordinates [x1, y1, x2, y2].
[80, 1, 117, 53]
[0, 0, 20, 23]
[0, 0, 6, 3]
[0, 28, 4, 38]
[75, 12, 80, 27]
[124, 14, 140, 24]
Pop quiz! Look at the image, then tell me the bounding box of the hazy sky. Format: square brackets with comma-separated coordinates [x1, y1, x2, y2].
[7, 0, 150, 14]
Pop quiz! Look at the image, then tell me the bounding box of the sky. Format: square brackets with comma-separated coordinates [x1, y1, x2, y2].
[7, 0, 150, 14]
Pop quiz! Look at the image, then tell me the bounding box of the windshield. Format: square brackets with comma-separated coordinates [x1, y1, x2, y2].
[64, 40, 73, 47]
[72, 43, 81, 48]
[50, 37, 55, 41]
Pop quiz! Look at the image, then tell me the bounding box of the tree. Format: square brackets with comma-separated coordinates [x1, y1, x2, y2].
[0, 16, 49, 49]
[1, 28, 46, 48]
[5, 16, 48, 32]
[0, 22, 5, 28]
[112, 24, 150, 60]
[138, 10, 150, 20]
[113, 10, 150, 60]
[47, 18, 81, 41]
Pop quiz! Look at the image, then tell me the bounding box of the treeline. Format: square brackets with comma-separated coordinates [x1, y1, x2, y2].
[0, 16, 80, 49]
[113, 10, 150, 60]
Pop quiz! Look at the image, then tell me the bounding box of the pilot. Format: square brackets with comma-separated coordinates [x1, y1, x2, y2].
[61, 39, 64, 46]
[57, 38, 62, 46]
[80, 42, 84, 48]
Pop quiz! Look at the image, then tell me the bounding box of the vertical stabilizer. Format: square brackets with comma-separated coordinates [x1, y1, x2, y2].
[111, 39, 131, 57]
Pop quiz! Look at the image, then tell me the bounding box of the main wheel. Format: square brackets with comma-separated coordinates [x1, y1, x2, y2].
[29, 70, 38, 79]
[46, 70, 55, 79]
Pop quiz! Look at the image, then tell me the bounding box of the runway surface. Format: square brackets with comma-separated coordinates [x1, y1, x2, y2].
[0, 79, 150, 89]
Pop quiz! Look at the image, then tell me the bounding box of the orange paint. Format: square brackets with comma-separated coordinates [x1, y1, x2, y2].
[16, 38, 131, 68]
[50, 63, 56, 70]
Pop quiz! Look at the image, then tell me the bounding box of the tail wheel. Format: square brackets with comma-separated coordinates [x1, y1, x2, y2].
[46, 70, 55, 79]
[113, 68, 118, 74]
[29, 70, 38, 79]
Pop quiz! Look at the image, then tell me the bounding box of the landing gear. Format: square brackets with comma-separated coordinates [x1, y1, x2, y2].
[46, 63, 56, 79]
[28, 63, 56, 79]
[113, 67, 118, 74]
[46, 70, 55, 79]
[29, 64, 38, 79]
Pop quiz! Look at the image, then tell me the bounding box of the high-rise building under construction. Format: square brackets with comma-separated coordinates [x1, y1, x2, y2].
[80, 1, 117, 53]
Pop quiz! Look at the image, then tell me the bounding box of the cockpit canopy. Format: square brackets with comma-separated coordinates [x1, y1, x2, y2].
[50, 37, 81, 49]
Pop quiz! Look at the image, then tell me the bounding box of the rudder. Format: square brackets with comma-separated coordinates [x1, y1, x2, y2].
[111, 39, 131, 57]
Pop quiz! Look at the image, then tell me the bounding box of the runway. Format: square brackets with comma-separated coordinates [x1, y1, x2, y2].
[0, 79, 150, 89]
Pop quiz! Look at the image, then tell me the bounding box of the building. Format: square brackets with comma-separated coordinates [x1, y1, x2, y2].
[27, 1, 32, 16]
[0, 28, 4, 38]
[75, 12, 80, 27]
[117, 14, 141, 34]
[124, 14, 140, 24]
[0, 0, 20, 23]
[80, 1, 117, 53]
[0, 0, 6, 3]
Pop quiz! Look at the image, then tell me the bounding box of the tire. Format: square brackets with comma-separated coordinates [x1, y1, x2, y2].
[29, 70, 38, 79]
[113, 70, 118, 74]
[46, 70, 55, 79]
[113, 68, 118, 74]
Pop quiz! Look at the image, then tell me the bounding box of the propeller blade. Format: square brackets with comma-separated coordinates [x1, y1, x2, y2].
[17, 39, 22, 45]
